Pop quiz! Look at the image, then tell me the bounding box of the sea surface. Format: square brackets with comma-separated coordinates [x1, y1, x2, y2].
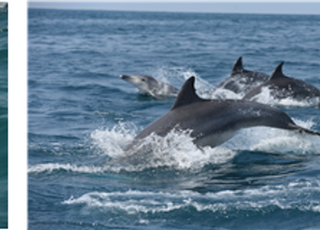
[28, 8, 320, 230]
[0, 4, 7, 229]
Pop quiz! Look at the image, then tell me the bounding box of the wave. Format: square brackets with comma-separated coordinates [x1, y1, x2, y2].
[28, 163, 111, 174]
[62, 178, 320, 215]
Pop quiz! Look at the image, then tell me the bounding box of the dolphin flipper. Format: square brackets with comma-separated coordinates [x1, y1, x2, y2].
[149, 89, 163, 100]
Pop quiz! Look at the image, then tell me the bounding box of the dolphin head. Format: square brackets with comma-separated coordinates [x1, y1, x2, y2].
[120, 74, 158, 94]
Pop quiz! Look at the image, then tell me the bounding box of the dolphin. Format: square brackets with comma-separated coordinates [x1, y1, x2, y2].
[120, 74, 179, 99]
[243, 62, 320, 108]
[212, 57, 269, 96]
[125, 77, 320, 152]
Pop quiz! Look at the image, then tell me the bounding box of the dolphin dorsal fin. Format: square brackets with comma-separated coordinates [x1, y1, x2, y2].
[171, 77, 203, 110]
[232, 56, 244, 73]
[269, 62, 286, 80]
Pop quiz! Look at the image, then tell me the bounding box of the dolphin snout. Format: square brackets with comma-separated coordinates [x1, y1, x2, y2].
[120, 75, 130, 79]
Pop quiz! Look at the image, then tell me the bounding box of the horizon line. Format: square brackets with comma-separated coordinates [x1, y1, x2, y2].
[28, 2, 320, 16]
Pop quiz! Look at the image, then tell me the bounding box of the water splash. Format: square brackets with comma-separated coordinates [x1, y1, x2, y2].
[222, 119, 320, 154]
[210, 87, 243, 100]
[150, 66, 214, 98]
[92, 127, 237, 171]
[90, 121, 138, 158]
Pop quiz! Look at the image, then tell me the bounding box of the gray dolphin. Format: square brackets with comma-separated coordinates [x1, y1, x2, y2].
[212, 57, 270, 95]
[120, 74, 179, 99]
[125, 77, 320, 152]
[243, 62, 320, 108]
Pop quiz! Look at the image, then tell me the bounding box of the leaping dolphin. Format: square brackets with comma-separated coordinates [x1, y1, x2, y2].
[243, 62, 320, 108]
[120, 74, 179, 99]
[212, 57, 270, 96]
[125, 77, 320, 152]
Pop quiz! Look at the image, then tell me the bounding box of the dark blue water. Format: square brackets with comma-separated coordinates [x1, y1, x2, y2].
[28, 8, 320, 230]
[0, 4, 8, 228]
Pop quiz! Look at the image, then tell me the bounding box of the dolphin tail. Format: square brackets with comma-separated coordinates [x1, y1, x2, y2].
[290, 124, 320, 136]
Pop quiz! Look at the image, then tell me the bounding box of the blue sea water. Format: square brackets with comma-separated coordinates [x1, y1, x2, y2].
[28, 8, 320, 230]
[0, 4, 7, 229]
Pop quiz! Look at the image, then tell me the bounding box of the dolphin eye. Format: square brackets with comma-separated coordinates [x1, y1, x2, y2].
[141, 79, 145, 81]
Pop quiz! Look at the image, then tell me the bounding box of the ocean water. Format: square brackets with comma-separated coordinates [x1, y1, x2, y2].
[0, 4, 7, 229]
[28, 8, 320, 230]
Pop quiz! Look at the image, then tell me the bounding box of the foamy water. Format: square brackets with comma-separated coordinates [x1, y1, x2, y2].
[62, 178, 320, 215]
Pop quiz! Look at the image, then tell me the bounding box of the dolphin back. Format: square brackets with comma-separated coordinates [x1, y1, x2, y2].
[213, 57, 269, 95]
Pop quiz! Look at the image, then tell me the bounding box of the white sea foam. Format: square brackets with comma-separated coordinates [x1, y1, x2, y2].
[217, 118, 320, 154]
[62, 178, 320, 214]
[238, 119, 320, 154]
[210, 87, 243, 100]
[28, 163, 111, 174]
[90, 122, 137, 158]
[91, 126, 237, 171]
